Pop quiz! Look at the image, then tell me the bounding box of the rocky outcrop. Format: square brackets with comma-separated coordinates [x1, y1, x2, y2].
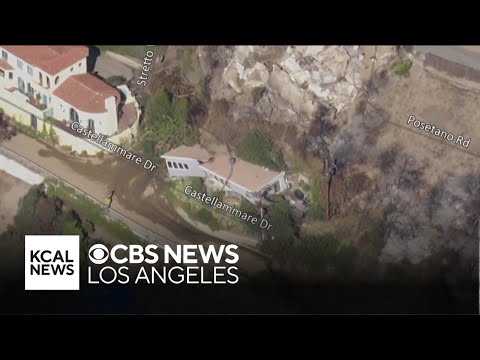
[199, 45, 394, 129]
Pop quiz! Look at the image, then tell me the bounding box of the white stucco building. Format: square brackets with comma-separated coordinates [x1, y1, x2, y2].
[0, 46, 140, 154]
[161, 145, 289, 204]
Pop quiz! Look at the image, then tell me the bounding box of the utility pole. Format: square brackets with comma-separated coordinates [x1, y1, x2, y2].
[106, 184, 117, 211]
[326, 158, 340, 220]
[257, 184, 271, 242]
[325, 158, 331, 219]
[260, 196, 264, 241]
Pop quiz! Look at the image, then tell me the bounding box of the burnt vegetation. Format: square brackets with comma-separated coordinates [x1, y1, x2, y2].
[376, 144, 401, 174]
[0, 110, 16, 142]
[460, 173, 480, 233]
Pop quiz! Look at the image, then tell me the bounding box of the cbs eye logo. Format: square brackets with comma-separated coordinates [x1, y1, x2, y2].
[88, 244, 109, 264]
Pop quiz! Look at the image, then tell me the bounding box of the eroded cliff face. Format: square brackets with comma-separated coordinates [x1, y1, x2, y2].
[198, 45, 395, 128]
[175, 46, 477, 276]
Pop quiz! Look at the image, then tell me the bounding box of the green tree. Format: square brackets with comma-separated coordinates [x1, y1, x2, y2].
[62, 219, 81, 236]
[143, 89, 196, 151]
[37, 198, 58, 233]
[143, 89, 171, 142]
[392, 58, 412, 77]
[142, 139, 157, 161]
[48, 120, 58, 144]
[186, 176, 205, 193]
[211, 189, 224, 202]
[236, 131, 286, 171]
[263, 195, 297, 259]
[173, 97, 195, 145]
[14, 185, 44, 233]
[193, 208, 220, 231]
[41, 121, 48, 140]
[307, 177, 325, 221]
[239, 198, 256, 214]
[239, 198, 258, 233]
[299, 234, 357, 275]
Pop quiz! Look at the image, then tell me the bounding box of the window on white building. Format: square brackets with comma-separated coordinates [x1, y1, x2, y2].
[178, 163, 184, 169]
[167, 161, 172, 168]
[70, 67, 73, 72]
[9, 72, 13, 79]
[78, 62, 81, 67]
[1, 51, 7, 61]
[273, 180, 281, 193]
[87, 119, 94, 131]
[173, 162, 178, 169]
[55, 76, 60, 85]
[17, 77, 25, 93]
[27, 65, 33, 75]
[17, 59, 23, 70]
[184, 164, 189, 169]
[69, 108, 79, 123]
[0, 69, 4, 78]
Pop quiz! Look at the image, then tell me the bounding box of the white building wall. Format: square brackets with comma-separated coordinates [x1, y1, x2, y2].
[0, 52, 48, 107]
[0, 47, 87, 93]
[103, 97, 119, 135]
[162, 156, 206, 178]
[264, 172, 289, 194]
[0, 70, 15, 90]
[50, 124, 99, 155]
[49, 59, 87, 91]
[203, 168, 288, 204]
[1, 50, 37, 85]
[0, 48, 144, 156]
[0, 47, 88, 110]
[0, 89, 46, 125]
[109, 109, 140, 145]
[219, 175, 248, 197]
[51, 95, 118, 136]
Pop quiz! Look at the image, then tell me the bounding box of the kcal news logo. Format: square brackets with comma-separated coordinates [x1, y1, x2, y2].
[25, 235, 80, 290]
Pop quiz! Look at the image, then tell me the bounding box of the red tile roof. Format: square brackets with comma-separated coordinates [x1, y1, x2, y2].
[53, 73, 121, 113]
[2, 46, 88, 75]
[0, 59, 13, 71]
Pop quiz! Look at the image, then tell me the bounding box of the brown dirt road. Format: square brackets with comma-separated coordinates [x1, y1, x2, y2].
[1, 133, 267, 275]
[369, 59, 480, 184]
[0, 170, 31, 277]
[0, 170, 31, 232]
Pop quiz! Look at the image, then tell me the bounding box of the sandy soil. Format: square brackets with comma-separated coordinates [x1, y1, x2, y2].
[0, 170, 31, 232]
[370, 58, 480, 184]
[1, 133, 267, 274]
[0, 170, 31, 276]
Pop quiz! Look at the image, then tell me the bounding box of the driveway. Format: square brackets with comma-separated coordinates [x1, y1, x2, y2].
[414, 46, 480, 71]
[93, 54, 135, 81]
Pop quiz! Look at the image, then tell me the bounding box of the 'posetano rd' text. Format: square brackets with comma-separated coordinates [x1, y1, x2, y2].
[407, 115, 471, 148]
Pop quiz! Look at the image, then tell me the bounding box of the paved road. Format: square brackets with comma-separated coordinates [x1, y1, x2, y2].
[0, 133, 268, 275]
[93, 54, 134, 81]
[414, 46, 480, 71]
[0, 143, 177, 248]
